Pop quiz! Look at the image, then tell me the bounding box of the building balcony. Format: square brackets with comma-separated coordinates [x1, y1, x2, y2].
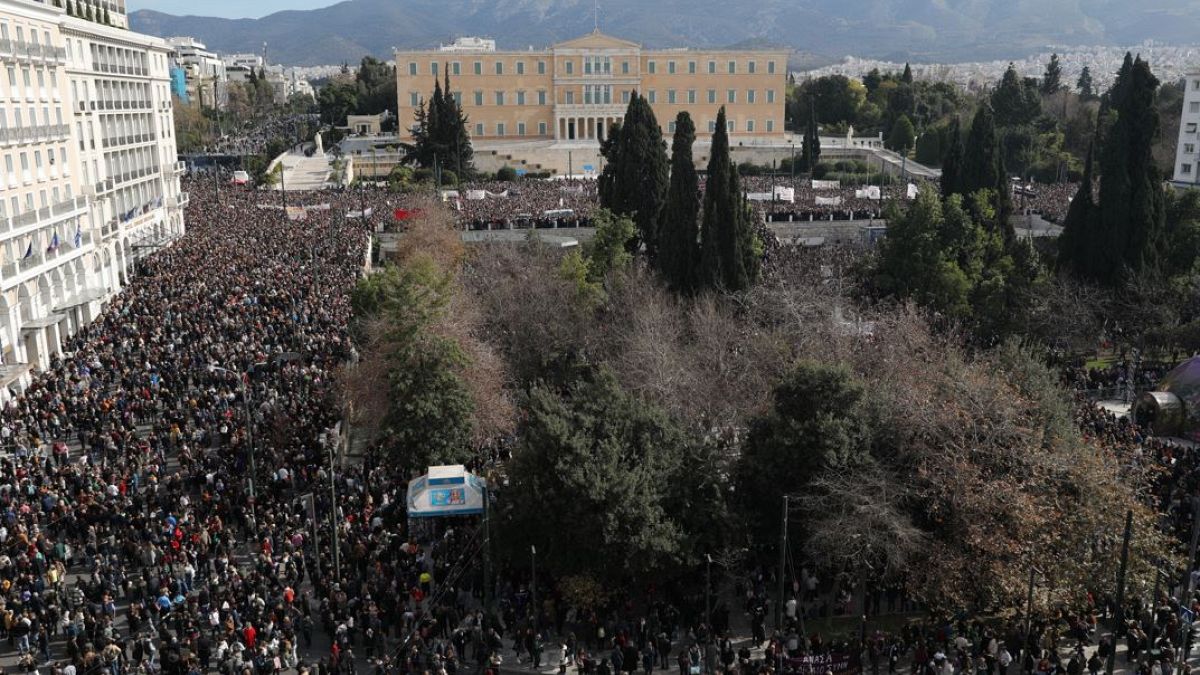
[167, 193, 189, 209]
[0, 40, 67, 66]
[0, 124, 71, 146]
[0, 196, 88, 241]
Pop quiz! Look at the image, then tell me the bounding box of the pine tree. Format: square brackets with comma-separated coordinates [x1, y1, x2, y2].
[605, 94, 669, 255]
[1041, 54, 1063, 95]
[436, 70, 473, 176]
[992, 64, 1040, 127]
[940, 117, 963, 198]
[656, 112, 700, 292]
[902, 63, 913, 84]
[1077, 66, 1095, 100]
[802, 104, 821, 174]
[700, 107, 754, 291]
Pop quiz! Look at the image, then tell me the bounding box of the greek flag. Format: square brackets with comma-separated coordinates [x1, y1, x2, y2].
[73, 227, 82, 249]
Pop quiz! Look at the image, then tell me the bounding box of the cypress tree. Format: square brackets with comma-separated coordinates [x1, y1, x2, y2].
[1057, 139, 1095, 276]
[598, 120, 623, 208]
[700, 107, 751, 291]
[902, 63, 913, 84]
[656, 112, 700, 292]
[959, 104, 1013, 241]
[437, 70, 473, 175]
[1100, 53, 1165, 278]
[802, 105, 821, 174]
[940, 117, 963, 198]
[1041, 54, 1063, 95]
[607, 94, 669, 255]
[1077, 66, 1095, 100]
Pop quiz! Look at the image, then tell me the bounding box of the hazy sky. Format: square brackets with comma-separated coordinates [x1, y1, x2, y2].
[126, 0, 337, 18]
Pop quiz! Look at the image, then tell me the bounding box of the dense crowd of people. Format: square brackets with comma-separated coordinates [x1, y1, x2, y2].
[206, 114, 320, 158]
[453, 180, 598, 229]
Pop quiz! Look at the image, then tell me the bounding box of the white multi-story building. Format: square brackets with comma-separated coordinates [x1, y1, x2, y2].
[166, 36, 226, 109]
[1174, 71, 1200, 189]
[0, 0, 184, 395]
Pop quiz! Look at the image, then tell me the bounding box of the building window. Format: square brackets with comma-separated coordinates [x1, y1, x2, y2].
[668, 61, 676, 74]
[1187, 143, 1197, 154]
[495, 91, 505, 106]
[565, 61, 573, 75]
[728, 61, 736, 74]
[565, 90, 574, 104]
[708, 120, 716, 133]
[1191, 101, 1200, 113]
[495, 62, 504, 76]
[452, 92, 462, 105]
[748, 61, 756, 74]
[539, 121, 547, 135]
[497, 123, 505, 136]
[768, 61, 776, 74]
[475, 123, 484, 135]
[766, 119, 774, 132]
[689, 61, 696, 74]
[622, 90, 630, 104]
[1189, 123, 1198, 133]
[668, 89, 676, 104]
[517, 61, 525, 75]
[647, 90, 656, 104]
[688, 90, 696, 104]
[517, 91, 526, 105]
[622, 61, 629, 75]
[1184, 163, 1193, 175]
[474, 91, 483, 106]
[518, 122, 526, 136]
[767, 89, 775, 104]
[584, 59, 592, 75]
[707, 89, 716, 104]
[584, 86, 592, 104]
[431, 62, 439, 76]
[474, 61, 482, 75]
[408, 63, 417, 76]
[648, 61, 656, 74]
[452, 62, 461, 75]
[1194, 79, 1200, 90]
[708, 61, 715, 74]
[747, 90, 755, 104]
[410, 92, 419, 106]
[538, 90, 547, 105]
[727, 89, 736, 103]
[727, 120, 734, 132]
[538, 61, 546, 74]
[747, 119, 755, 132]
[668, 121, 676, 133]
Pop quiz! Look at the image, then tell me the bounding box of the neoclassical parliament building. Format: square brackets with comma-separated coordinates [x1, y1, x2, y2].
[394, 31, 789, 144]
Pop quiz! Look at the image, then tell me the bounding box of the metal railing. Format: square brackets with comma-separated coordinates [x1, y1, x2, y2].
[0, 195, 87, 237]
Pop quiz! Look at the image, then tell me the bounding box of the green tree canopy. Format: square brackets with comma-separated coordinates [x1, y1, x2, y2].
[887, 114, 916, 153]
[991, 64, 1042, 127]
[736, 361, 872, 540]
[699, 107, 758, 291]
[656, 112, 700, 292]
[599, 94, 669, 254]
[1041, 54, 1063, 95]
[502, 369, 717, 583]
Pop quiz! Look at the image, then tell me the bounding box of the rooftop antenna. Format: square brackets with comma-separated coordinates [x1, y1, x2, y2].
[594, 0, 599, 32]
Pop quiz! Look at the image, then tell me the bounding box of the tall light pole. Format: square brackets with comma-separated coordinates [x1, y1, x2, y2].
[777, 495, 789, 631]
[705, 553, 713, 628]
[531, 545, 538, 635]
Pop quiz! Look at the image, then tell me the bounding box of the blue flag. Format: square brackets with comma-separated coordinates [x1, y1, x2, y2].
[73, 227, 82, 248]
[22, 241, 32, 259]
[47, 233, 59, 253]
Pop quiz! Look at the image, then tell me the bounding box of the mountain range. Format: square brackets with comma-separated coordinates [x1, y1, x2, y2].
[129, 0, 1200, 67]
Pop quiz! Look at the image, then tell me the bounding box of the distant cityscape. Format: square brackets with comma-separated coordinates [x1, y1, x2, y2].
[802, 43, 1200, 91]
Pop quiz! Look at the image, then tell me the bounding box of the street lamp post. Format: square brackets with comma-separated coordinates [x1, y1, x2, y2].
[531, 545, 538, 635]
[705, 553, 713, 628]
[790, 142, 796, 181]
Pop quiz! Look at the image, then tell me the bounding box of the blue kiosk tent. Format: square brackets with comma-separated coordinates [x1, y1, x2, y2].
[406, 465, 487, 517]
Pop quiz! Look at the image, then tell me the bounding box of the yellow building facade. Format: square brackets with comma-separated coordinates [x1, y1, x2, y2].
[395, 31, 789, 143]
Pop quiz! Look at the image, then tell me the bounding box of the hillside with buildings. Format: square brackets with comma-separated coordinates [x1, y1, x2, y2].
[129, 0, 1200, 66]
